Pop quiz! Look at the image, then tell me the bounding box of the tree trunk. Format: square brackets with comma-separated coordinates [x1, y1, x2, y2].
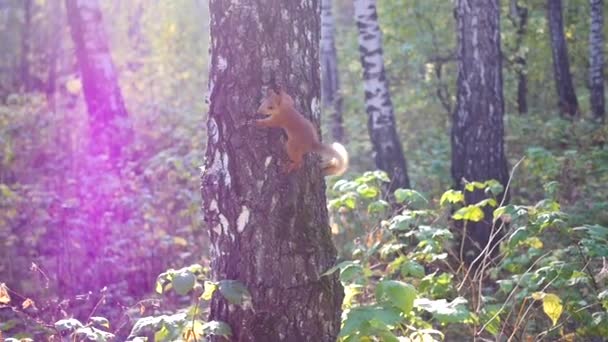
[452, 0, 509, 264]
[202, 1, 343, 341]
[65, 0, 133, 159]
[46, 0, 62, 111]
[354, 0, 410, 191]
[547, 0, 579, 117]
[20, 0, 31, 92]
[589, 0, 605, 122]
[321, 0, 345, 142]
[509, 0, 528, 114]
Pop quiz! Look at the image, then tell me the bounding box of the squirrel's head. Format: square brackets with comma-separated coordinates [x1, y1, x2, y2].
[257, 87, 294, 116]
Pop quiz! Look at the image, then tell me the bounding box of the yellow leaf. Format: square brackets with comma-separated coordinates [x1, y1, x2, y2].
[342, 284, 363, 309]
[542, 293, 563, 326]
[453, 205, 484, 222]
[0, 283, 11, 304]
[525, 237, 543, 249]
[65, 78, 82, 94]
[201, 281, 218, 301]
[531, 291, 545, 301]
[22, 298, 35, 310]
[173, 236, 188, 246]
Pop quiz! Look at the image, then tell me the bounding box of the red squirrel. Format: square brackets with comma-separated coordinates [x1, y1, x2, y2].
[256, 88, 348, 176]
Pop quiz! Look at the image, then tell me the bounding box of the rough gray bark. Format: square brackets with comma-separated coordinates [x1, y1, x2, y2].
[547, 0, 579, 117]
[589, 0, 605, 122]
[321, 0, 345, 142]
[65, 0, 133, 158]
[202, 1, 343, 341]
[508, 0, 528, 114]
[354, 0, 410, 190]
[452, 0, 509, 264]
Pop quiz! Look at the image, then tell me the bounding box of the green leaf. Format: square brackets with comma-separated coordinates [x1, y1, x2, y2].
[415, 297, 473, 324]
[89, 316, 110, 329]
[368, 200, 389, 214]
[321, 260, 360, 277]
[388, 214, 415, 231]
[394, 189, 428, 205]
[480, 305, 503, 336]
[373, 170, 391, 182]
[507, 227, 529, 248]
[339, 305, 402, 338]
[218, 280, 251, 306]
[485, 180, 504, 196]
[375, 280, 417, 314]
[340, 264, 364, 283]
[452, 205, 484, 222]
[401, 260, 425, 278]
[202, 320, 232, 338]
[439, 190, 464, 206]
[172, 271, 196, 296]
[54, 318, 84, 332]
[357, 184, 379, 198]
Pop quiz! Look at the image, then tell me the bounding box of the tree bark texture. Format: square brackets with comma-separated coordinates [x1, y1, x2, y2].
[509, 0, 528, 114]
[354, 0, 410, 191]
[547, 0, 579, 117]
[202, 1, 343, 341]
[452, 0, 509, 263]
[321, 0, 345, 142]
[589, 0, 605, 122]
[65, 0, 133, 158]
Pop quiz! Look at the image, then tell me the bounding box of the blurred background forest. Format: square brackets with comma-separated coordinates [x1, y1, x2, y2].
[0, 0, 607, 340]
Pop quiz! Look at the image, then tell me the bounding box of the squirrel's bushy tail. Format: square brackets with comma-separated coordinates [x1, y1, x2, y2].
[315, 142, 349, 176]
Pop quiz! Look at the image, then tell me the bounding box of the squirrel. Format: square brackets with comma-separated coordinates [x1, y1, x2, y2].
[256, 87, 348, 176]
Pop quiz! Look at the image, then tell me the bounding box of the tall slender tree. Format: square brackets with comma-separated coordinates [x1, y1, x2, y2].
[321, 0, 345, 142]
[20, 0, 32, 91]
[452, 0, 509, 264]
[589, 0, 605, 122]
[508, 0, 529, 114]
[354, 0, 410, 191]
[202, 1, 343, 340]
[547, 0, 579, 117]
[65, 0, 132, 158]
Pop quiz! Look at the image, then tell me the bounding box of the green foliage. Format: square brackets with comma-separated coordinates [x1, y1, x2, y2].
[327, 169, 607, 340]
[1, 0, 608, 340]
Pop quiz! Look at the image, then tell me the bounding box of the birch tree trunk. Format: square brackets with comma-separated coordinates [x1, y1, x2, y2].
[354, 0, 410, 191]
[508, 0, 528, 114]
[452, 0, 509, 264]
[589, 0, 605, 122]
[321, 0, 345, 142]
[202, 1, 343, 341]
[547, 0, 579, 117]
[20, 0, 31, 92]
[65, 0, 133, 158]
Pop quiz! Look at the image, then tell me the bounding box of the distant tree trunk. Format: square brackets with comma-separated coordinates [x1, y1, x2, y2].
[354, 0, 410, 191]
[202, 1, 343, 341]
[547, 0, 579, 117]
[20, 0, 32, 91]
[508, 0, 528, 114]
[65, 0, 132, 158]
[46, 0, 62, 111]
[453, 0, 509, 264]
[589, 0, 605, 122]
[321, 0, 345, 142]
